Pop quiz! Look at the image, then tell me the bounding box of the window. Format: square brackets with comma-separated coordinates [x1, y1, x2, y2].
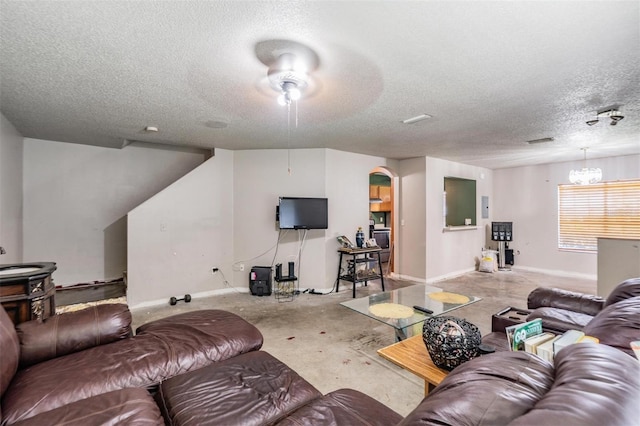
[558, 180, 640, 252]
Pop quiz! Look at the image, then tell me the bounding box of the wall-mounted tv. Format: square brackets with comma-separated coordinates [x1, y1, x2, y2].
[277, 197, 328, 230]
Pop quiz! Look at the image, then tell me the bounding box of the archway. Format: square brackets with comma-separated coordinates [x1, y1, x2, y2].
[369, 166, 398, 275]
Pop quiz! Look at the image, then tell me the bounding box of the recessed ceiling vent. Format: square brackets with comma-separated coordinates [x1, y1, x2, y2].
[526, 137, 555, 145]
[402, 114, 432, 124]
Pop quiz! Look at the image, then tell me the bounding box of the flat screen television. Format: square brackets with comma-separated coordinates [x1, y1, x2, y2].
[277, 197, 328, 230]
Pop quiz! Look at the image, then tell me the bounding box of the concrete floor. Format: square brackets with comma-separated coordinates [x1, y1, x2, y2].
[131, 269, 595, 417]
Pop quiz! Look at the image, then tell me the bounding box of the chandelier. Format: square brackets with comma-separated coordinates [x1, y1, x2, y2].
[569, 148, 602, 185]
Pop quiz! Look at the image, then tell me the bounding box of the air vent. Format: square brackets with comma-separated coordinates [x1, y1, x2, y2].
[402, 114, 432, 124]
[526, 137, 555, 145]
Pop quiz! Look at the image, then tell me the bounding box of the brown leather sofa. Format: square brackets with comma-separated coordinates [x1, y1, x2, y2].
[0, 303, 398, 426]
[399, 342, 639, 426]
[3, 292, 639, 426]
[0, 303, 263, 424]
[154, 296, 640, 426]
[526, 277, 640, 332]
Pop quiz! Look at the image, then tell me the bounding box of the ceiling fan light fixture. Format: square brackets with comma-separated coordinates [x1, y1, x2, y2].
[267, 53, 310, 105]
[610, 114, 623, 125]
[276, 81, 302, 106]
[587, 108, 625, 126]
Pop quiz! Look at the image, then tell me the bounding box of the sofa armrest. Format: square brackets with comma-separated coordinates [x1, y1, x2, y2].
[527, 287, 604, 316]
[16, 304, 132, 367]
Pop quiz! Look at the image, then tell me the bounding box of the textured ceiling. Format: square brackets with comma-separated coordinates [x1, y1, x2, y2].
[1, 1, 638, 169]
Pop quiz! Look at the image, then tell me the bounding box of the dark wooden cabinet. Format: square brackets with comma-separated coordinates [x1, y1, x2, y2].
[0, 262, 57, 324]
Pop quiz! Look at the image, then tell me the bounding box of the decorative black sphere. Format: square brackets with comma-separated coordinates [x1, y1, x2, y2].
[422, 316, 481, 371]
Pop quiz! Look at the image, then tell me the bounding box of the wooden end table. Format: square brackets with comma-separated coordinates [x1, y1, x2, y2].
[377, 334, 448, 395]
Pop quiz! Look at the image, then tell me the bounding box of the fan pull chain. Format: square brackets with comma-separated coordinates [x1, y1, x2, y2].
[287, 102, 292, 175]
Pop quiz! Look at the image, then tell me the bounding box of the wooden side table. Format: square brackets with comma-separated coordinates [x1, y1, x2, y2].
[377, 334, 448, 395]
[0, 262, 57, 324]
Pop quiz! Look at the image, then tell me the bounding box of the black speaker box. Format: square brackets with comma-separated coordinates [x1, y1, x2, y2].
[249, 266, 272, 296]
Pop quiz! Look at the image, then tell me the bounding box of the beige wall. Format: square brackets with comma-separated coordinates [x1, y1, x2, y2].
[127, 151, 233, 307]
[12, 117, 636, 304]
[0, 113, 23, 263]
[493, 154, 640, 278]
[397, 157, 427, 280]
[425, 157, 493, 281]
[127, 147, 396, 306]
[325, 149, 396, 289]
[232, 149, 328, 292]
[23, 138, 205, 285]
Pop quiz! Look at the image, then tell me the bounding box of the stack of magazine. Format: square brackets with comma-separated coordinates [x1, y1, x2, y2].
[505, 319, 599, 363]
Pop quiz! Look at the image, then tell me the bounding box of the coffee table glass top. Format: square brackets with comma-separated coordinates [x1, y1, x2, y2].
[340, 284, 481, 331]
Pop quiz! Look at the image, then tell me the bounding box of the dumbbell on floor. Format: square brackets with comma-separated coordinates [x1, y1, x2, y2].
[169, 294, 191, 305]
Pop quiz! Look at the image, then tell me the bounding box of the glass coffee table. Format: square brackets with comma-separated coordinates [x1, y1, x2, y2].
[340, 283, 481, 340]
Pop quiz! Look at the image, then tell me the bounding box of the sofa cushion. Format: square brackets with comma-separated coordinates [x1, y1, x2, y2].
[480, 331, 510, 352]
[10, 388, 163, 426]
[16, 304, 132, 367]
[158, 350, 323, 426]
[527, 287, 604, 316]
[509, 343, 640, 426]
[1, 309, 263, 424]
[583, 296, 640, 356]
[0, 306, 19, 397]
[398, 350, 554, 425]
[527, 307, 594, 333]
[275, 388, 403, 426]
[603, 277, 640, 308]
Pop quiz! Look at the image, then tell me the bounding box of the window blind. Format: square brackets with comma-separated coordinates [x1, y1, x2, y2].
[558, 180, 640, 252]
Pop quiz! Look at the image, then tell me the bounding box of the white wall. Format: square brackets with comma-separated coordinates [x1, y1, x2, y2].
[127, 150, 234, 307]
[425, 157, 493, 281]
[397, 157, 426, 280]
[0, 113, 23, 263]
[23, 138, 205, 285]
[325, 149, 396, 289]
[126, 147, 395, 306]
[493, 154, 640, 278]
[233, 149, 327, 291]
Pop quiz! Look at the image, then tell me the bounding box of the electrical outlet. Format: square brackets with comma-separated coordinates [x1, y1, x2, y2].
[239, 263, 245, 271]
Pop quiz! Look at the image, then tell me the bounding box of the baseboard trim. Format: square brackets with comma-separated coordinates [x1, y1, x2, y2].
[512, 265, 596, 281]
[426, 267, 476, 284]
[395, 273, 427, 283]
[130, 287, 249, 310]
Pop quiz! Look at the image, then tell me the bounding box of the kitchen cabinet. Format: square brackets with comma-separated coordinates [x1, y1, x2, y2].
[370, 185, 391, 212]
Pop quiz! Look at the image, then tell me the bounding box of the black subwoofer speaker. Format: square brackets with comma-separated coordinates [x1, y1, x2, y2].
[249, 266, 272, 296]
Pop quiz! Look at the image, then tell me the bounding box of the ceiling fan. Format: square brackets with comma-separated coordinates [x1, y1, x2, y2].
[255, 39, 320, 105]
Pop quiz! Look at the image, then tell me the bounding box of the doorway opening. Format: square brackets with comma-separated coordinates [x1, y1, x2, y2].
[369, 166, 398, 275]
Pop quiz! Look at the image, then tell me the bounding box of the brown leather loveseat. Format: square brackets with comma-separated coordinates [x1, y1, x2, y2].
[0, 304, 263, 424]
[526, 277, 640, 332]
[0, 303, 398, 426]
[402, 295, 640, 425]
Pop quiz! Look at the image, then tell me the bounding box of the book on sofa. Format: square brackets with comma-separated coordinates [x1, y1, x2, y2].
[505, 318, 543, 351]
[524, 332, 556, 354]
[553, 329, 585, 355]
